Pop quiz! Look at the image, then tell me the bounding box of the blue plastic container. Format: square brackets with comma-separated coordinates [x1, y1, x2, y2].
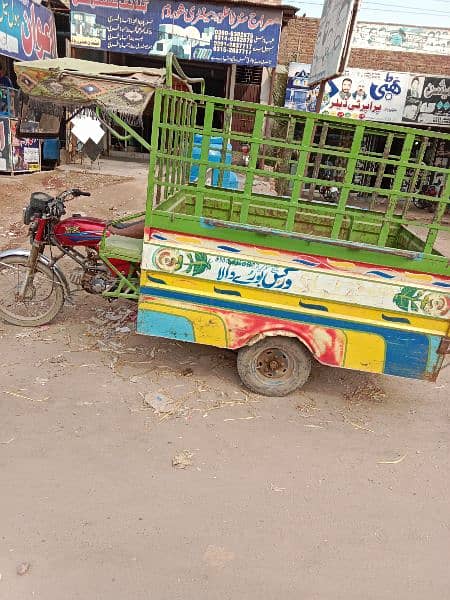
[190, 135, 237, 190]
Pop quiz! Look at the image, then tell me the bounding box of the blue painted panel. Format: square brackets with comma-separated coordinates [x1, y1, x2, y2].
[140, 284, 437, 379]
[137, 308, 195, 342]
[70, 0, 281, 67]
[426, 335, 444, 374]
[0, 0, 57, 61]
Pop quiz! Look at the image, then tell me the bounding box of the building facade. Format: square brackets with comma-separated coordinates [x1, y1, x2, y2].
[70, 0, 294, 103]
[279, 17, 449, 75]
[279, 18, 449, 129]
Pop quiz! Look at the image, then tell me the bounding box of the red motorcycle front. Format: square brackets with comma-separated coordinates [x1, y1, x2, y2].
[0, 188, 140, 326]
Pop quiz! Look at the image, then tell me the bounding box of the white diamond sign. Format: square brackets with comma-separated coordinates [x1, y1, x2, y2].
[71, 116, 105, 145]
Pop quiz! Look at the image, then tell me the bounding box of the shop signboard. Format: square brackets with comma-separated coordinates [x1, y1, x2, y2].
[0, 117, 40, 173]
[70, 0, 282, 67]
[0, 0, 57, 61]
[309, 0, 359, 85]
[352, 23, 450, 56]
[284, 63, 432, 126]
[402, 75, 450, 127]
[321, 68, 409, 123]
[284, 62, 318, 112]
[10, 119, 40, 172]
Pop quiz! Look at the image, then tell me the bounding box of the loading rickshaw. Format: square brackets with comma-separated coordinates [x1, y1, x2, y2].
[0, 54, 449, 396]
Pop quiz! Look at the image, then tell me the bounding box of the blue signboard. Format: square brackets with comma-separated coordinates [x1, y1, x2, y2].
[0, 0, 57, 61]
[70, 0, 282, 67]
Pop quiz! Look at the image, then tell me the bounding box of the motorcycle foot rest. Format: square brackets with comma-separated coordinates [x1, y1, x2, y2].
[101, 235, 143, 263]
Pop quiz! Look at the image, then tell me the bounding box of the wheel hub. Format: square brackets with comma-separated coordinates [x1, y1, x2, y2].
[256, 348, 291, 380]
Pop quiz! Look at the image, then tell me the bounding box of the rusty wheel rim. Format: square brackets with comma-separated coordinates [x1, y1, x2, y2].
[255, 347, 293, 381]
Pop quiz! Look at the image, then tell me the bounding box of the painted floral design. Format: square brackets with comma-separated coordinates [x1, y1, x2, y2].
[393, 287, 449, 317]
[153, 247, 211, 275]
[153, 248, 182, 272]
[421, 292, 449, 317]
[183, 252, 211, 276]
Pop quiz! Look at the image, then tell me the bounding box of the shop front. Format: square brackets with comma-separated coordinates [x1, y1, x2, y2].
[0, 0, 58, 173]
[69, 0, 286, 155]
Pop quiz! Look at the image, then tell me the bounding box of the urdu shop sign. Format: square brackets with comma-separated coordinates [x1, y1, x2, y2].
[0, 0, 57, 61]
[285, 64, 450, 127]
[70, 0, 282, 67]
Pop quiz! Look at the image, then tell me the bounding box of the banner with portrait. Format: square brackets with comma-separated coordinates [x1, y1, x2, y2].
[321, 68, 409, 123]
[402, 76, 450, 127]
[284, 63, 448, 128]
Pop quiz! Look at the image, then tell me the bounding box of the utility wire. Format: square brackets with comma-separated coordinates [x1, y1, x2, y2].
[292, 0, 450, 15]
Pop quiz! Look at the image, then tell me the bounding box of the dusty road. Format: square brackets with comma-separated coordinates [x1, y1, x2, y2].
[0, 164, 449, 600]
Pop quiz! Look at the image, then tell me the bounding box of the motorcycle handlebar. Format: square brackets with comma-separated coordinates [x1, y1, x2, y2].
[58, 189, 91, 201]
[72, 189, 91, 197]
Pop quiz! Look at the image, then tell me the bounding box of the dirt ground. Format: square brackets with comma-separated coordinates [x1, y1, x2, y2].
[0, 163, 449, 600]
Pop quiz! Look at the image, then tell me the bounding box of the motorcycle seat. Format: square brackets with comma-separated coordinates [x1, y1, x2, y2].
[102, 235, 143, 264]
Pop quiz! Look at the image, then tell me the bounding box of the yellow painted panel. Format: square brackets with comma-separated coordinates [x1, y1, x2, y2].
[327, 260, 360, 271]
[139, 300, 228, 347]
[404, 272, 434, 283]
[142, 270, 449, 336]
[343, 331, 386, 373]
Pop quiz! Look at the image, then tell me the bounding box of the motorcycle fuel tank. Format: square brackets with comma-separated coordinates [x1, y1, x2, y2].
[53, 216, 107, 248]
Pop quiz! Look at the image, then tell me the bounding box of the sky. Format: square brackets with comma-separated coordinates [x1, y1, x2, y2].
[290, 0, 450, 29]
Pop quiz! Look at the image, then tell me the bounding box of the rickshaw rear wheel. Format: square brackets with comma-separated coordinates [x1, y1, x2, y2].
[237, 336, 311, 397]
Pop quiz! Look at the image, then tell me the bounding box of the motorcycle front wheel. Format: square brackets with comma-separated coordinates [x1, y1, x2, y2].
[0, 256, 65, 326]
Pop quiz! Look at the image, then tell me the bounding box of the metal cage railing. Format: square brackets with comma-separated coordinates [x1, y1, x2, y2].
[145, 88, 450, 276]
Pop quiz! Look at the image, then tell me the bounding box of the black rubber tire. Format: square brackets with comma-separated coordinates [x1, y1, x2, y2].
[237, 336, 312, 397]
[0, 256, 65, 327]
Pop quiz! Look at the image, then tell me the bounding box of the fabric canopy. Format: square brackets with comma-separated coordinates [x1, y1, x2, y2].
[14, 58, 188, 121]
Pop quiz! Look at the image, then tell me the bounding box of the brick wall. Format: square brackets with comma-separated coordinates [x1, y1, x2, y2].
[278, 17, 450, 75]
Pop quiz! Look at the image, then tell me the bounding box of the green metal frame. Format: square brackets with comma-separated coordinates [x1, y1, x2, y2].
[99, 212, 145, 300]
[145, 88, 450, 276]
[95, 54, 207, 298]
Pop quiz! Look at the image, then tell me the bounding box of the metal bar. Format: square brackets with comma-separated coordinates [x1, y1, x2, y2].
[286, 117, 315, 231]
[377, 133, 415, 247]
[157, 87, 449, 139]
[218, 104, 232, 189]
[369, 132, 393, 210]
[194, 100, 215, 218]
[145, 89, 163, 227]
[424, 173, 450, 253]
[240, 108, 265, 224]
[308, 123, 328, 200]
[96, 108, 151, 152]
[200, 217, 428, 259]
[330, 125, 365, 239]
[402, 137, 428, 216]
